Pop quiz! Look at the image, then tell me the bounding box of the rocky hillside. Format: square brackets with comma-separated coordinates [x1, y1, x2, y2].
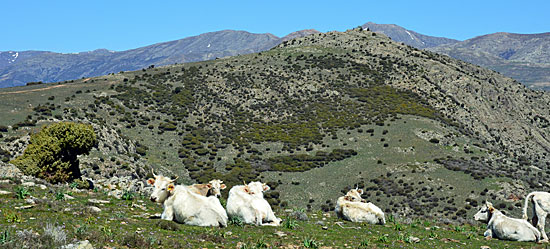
[1, 28, 550, 223]
[0, 30, 317, 88]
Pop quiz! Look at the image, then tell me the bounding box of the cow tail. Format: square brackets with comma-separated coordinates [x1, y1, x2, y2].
[523, 192, 535, 220]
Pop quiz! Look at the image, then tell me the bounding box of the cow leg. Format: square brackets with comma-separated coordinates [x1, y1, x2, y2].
[161, 206, 174, 221]
[254, 209, 263, 226]
[483, 229, 493, 239]
[535, 206, 549, 242]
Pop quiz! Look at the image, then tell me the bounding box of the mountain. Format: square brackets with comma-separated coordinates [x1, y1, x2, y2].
[360, 22, 550, 90]
[429, 32, 550, 90]
[3, 23, 550, 91]
[361, 22, 459, 49]
[2, 28, 549, 222]
[434, 32, 550, 64]
[0, 30, 318, 88]
[281, 29, 321, 41]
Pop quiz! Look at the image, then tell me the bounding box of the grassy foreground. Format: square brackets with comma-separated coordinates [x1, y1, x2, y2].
[0, 179, 544, 248]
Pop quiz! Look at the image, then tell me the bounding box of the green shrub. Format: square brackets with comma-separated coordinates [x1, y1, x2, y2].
[11, 122, 96, 183]
[14, 186, 30, 199]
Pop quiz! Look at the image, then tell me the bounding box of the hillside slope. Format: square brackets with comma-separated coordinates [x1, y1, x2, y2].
[1, 28, 549, 222]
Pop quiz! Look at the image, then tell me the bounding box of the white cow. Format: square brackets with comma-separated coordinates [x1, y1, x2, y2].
[523, 191, 550, 242]
[226, 181, 281, 226]
[188, 179, 227, 198]
[335, 188, 364, 219]
[474, 201, 540, 242]
[335, 188, 385, 225]
[147, 173, 228, 227]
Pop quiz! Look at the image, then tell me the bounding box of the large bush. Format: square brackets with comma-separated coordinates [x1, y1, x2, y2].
[11, 122, 96, 183]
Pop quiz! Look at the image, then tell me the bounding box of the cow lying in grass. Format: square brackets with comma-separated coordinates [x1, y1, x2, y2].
[188, 179, 227, 198]
[523, 191, 550, 242]
[475, 201, 540, 242]
[147, 172, 228, 227]
[335, 188, 385, 225]
[226, 181, 281, 226]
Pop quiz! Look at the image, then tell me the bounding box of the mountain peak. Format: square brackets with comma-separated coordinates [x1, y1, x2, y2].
[282, 29, 321, 41]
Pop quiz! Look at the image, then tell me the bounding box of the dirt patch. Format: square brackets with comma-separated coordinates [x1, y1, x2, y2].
[0, 84, 66, 95]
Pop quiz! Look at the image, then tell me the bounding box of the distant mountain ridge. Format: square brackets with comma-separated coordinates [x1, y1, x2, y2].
[360, 22, 550, 90]
[361, 22, 459, 49]
[428, 32, 550, 90]
[439, 32, 550, 64]
[0, 29, 319, 88]
[1, 23, 550, 90]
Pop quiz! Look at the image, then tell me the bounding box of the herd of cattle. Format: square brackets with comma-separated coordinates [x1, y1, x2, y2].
[147, 171, 550, 243]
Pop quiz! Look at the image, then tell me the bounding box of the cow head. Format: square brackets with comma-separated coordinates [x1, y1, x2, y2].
[474, 201, 495, 222]
[207, 179, 227, 198]
[343, 188, 364, 202]
[147, 169, 178, 203]
[244, 181, 269, 197]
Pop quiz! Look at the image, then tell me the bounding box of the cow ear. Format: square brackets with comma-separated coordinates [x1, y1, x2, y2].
[220, 184, 226, 189]
[147, 179, 155, 185]
[357, 189, 364, 194]
[206, 183, 212, 189]
[344, 196, 351, 201]
[263, 184, 270, 191]
[244, 186, 250, 193]
[167, 184, 175, 193]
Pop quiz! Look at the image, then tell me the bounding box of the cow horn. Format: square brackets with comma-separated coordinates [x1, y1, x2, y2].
[243, 180, 247, 185]
[171, 176, 179, 183]
[151, 168, 157, 178]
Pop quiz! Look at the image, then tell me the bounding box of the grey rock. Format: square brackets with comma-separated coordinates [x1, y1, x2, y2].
[61, 240, 94, 249]
[88, 199, 110, 204]
[108, 189, 123, 199]
[87, 206, 101, 214]
[22, 181, 36, 187]
[290, 210, 308, 221]
[0, 162, 23, 178]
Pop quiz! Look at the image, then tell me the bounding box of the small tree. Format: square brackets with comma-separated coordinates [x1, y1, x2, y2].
[11, 122, 96, 183]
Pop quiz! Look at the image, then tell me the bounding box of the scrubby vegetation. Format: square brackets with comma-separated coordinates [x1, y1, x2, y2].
[10, 122, 96, 183]
[0, 27, 548, 228]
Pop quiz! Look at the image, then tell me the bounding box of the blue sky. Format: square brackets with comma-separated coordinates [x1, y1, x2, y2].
[3, 0, 549, 53]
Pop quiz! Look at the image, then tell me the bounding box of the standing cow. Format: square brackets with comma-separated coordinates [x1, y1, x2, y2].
[523, 191, 550, 242]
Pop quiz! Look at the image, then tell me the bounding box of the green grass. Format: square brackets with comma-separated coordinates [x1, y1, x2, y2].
[0, 180, 544, 248]
[0, 179, 545, 248]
